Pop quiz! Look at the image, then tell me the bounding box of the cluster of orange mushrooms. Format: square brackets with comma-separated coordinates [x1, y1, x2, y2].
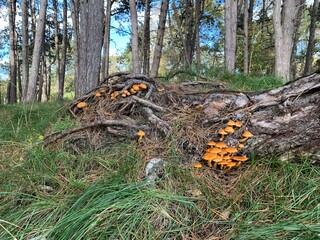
[75, 83, 149, 110]
[194, 120, 253, 171]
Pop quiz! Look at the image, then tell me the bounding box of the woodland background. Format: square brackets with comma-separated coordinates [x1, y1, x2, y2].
[1, 0, 319, 104]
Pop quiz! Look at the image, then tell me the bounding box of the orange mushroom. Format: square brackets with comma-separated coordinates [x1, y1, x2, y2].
[77, 102, 87, 109]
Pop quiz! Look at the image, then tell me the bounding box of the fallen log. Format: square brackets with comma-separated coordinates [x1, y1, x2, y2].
[44, 72, 320, 162]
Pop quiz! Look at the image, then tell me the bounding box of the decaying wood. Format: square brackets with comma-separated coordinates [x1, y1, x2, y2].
[45, 72, 320, 161]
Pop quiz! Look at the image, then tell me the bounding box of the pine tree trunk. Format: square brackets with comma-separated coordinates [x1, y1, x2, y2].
[26, 0, 47, 102]
[142, 0, 150, 76]
[129, 0, 141, 73]
[224, 0, 237, 73]
[58, 0, 67, 100]
[273, 0, 301, 81]
[243, 0, 249, 74]
[303, 0, 319, 76]
[195, 0, 201, 70]
[150, 0, 168, 78]
[53, 0, 61, 100]
[21, 0, 29, 101]
[101, 0, 112, 80]
[75, 0, 104, 98]
[7, 0, 17, 104]
[71, 0, 80, 98]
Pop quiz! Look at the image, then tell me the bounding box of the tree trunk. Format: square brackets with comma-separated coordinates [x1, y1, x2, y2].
[273, 0, 300, 81]
[30, 0, 36, 41]
[53, 0, 61, 100]
[142, 0, 150, 76]
[26, 0, 47, 102]
[224, 0, 237, 73]
[243, 0, 249, 74]
[303, 0, 319, 76]
[21, 0, 29, 101]
[71, 0, 80, 98]
[75, 0, 104, 98]
[150, 0, 168, 78]
[195, 0, 201, 71]
[58, 0, 67, 100]
[7, 0, 17, 104]
[101, 0, 112, 80]
[129, 0, 141, 73]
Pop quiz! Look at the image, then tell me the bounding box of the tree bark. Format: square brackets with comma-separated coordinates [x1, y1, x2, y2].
[58, 0, 68, 100]
[273, 0, 301, 81]
[202, 73, 320, 158]
[142, 0, 150, 76]
[26, 0, 47, 102]
[150, 0, 169, 78]
[303, 0, 319, 76]
[71, 0, 80, 98]
[21, 0, 29, 102]
[7, 0, 17, 104]
[101, 0, 112, 80]
[195, 0, 202, 70]
[129, 0, 141, 73]
[75, 0, 104, 98]
[53, 0, 61, 100]
[224, 0, 237, 73]
[243, 0, 249, 74]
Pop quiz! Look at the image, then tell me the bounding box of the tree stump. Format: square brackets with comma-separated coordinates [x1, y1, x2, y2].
[44, 72, 320, 162]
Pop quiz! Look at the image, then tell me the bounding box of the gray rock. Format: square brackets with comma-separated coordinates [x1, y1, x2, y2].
[145, 158, 165, 185]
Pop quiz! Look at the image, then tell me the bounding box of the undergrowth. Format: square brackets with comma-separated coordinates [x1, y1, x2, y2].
[0, 81, 319, 239]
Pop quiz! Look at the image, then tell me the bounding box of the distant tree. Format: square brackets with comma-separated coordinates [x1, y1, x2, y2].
[7, 0, 17, 104]
[224, 0, 237, 73]
[150, 0, 169, 78]
[142, 0, 150, 75]
[25, 0, 47, 102]
[21, 0, 29, 101]
[53, 0, 61, 100]
[303, 0, 319, 75]
[101, 0, 113, 80]
[129, 0, 141, 73]
[58, 0, 68, 99]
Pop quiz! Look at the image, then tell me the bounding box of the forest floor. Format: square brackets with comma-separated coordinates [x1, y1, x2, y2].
[0, 73, 319, 240]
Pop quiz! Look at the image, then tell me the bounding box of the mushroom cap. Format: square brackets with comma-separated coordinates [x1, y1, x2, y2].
[130, 88, 137, 94]
[212, 155, 223, 162]
[202, 152, 217, 161]
[239, 137, 248, 143]
[121, 93, 127, 97]
[207, 141, 216, 147]
[220, 149, 228, 155]
[233, 156, 249, 162]
[209, 147, 222, 154]
[219, 160, 232, 165]
[224, 126, 235, 133]
[95, 92, 102, 97]
[238, 143, 244, 149]
[227, 120, 236, 126]
[139, 83, 148, 89]
[193, 162, 203, 168]
[157, 88, 165, 92]
[218, 129, 228, 135]
[223, 155, 232, 160]
[137, 130, 145, 137]
[215, 142, 227, 149]
[226, 162, 237, 168]
[132, 84, 140, 91]
[242, 131, 253, 138]
[235, 121, 242, 127]
[77, 102, 87, 109]
[226, 146, 238, 154]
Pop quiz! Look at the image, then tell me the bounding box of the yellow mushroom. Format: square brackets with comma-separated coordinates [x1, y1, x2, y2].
[77, 101, 87, 109]
[137, 130, 145, 143]
[193, 162, 203, 168]
[139, 83, 147, 89]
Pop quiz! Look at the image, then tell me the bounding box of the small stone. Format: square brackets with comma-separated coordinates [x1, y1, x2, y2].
[145, 158, 165, 185]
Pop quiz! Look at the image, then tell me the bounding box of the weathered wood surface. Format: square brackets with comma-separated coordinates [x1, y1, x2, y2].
[201, 73, 320, 158]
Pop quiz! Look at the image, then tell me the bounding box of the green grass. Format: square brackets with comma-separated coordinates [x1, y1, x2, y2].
[0, 80, 319, 239]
